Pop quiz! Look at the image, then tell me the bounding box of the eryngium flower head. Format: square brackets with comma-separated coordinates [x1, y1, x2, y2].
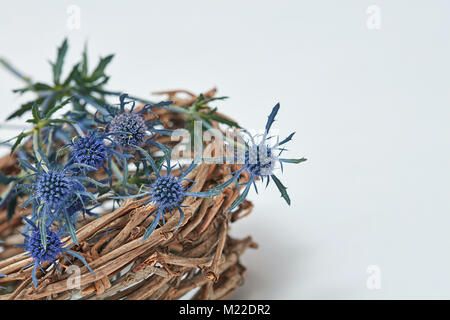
[71, 132, 108, 169]
[110, 112, 147, 147]
[94, 94, 172, 150]
[20, 217, 94, 287]
[25, 227, 63, 265]
[17, 155, 98, 242]
[245, 144, 277, 177]
[114, 156, 220, 240]
[150, 176, 185, 210]
[221, 103, 306, 211]
[35, 169, 72, 208]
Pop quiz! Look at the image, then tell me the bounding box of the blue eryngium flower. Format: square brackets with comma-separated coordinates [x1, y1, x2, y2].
[70, 131, 108, 169]
[95, 94, 173, 149]
[62, 128, 137, 192]
[20, 217, 93, 287]
[150, 175, 186, 210]
[114, 153, 220, 240]
[16, 155, 100, 245]
[26, 221, 63, 264]
[65, 129, 130, 177]
[221, 103, 306, 211]
[35, 169, 72, 208]
[110, 112, 147, 147]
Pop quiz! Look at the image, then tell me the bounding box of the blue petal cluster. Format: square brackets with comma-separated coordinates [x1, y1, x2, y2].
[66, 129, 135, 192]
[150, 175, 185, 210]
[114, 155, 220, 240]
[94, 94, 173, 150]
[20, 218, 94, 287]
[71, 132, 108, 169]
[221, 103, 306, 211]
[110, 112, 148, 147]
[25, 226, 63, 265]
[140, 161, 219, 239]
[244, 144, 277, 177]
[17, 155, 98, 245]
[35, 169, 72, 208]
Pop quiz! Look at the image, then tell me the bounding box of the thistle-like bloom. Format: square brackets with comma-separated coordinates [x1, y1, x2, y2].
[35, 169, 72, 208]
[17, 155, 99, 244]
[70, 131, 108, 169]
[144, 161, 220, 239]
[222, 103, 306, 211]
[244, 143, 278, 177]
[20, 217, 93, 287]
[62, 128, 136, 194]
[26, 222, 63, 265]
[115, 153, 220, 240]
[95, 94, 172, 149]
[150, 175, 186, 210]
[110, 112, 148, 147]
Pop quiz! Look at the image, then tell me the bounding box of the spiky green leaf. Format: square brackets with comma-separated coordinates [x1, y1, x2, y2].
[52, 38, 68, 84]
[89, 54, 114, 82]
[265, 103, 280, 133]
[7, 99, 43, 120]
[279, 158, 307, 164]
[271, 174, 291, 205]
[11, 131, 31, 153]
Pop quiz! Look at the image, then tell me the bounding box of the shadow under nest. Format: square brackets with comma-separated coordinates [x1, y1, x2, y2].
[0, 89, 258, 300]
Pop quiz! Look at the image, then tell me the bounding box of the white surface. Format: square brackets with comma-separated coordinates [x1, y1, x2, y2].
[1, 0, 450, 299]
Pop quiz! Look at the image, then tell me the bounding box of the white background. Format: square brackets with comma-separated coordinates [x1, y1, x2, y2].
[1, 1, 450, 299]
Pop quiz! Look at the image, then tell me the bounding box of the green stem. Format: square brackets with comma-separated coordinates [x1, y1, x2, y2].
[32, 130, 44, 167]
[110, 159, 123, 181]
